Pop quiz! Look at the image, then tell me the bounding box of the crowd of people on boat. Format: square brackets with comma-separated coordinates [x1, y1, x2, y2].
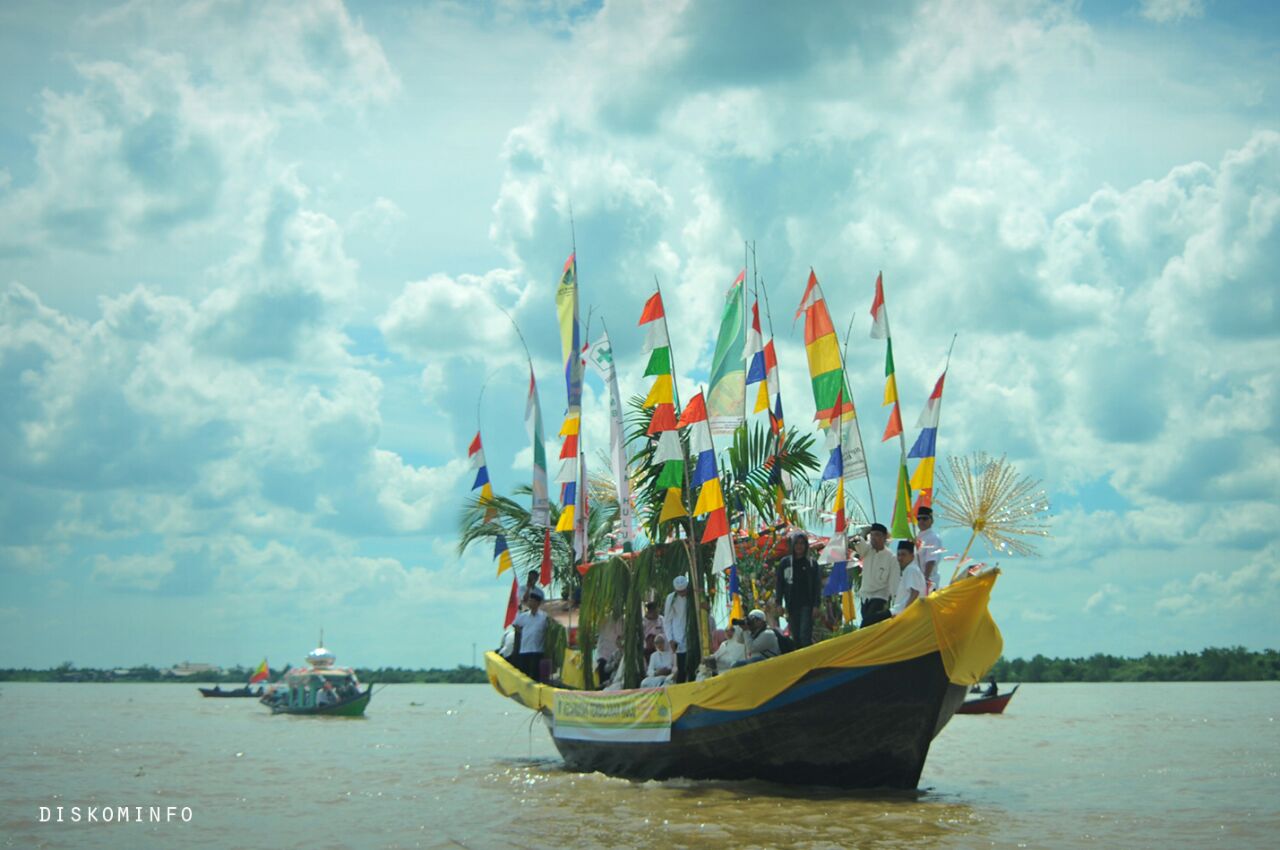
[501, 505, 950, 688]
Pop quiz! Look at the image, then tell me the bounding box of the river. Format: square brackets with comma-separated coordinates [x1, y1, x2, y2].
[0, 681, 1276, 849]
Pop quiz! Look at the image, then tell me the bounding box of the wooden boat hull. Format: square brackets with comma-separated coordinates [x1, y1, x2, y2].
[265, 687, 372, 717]
[551, 652, 968, 788]
[957, 684, 1018, 715]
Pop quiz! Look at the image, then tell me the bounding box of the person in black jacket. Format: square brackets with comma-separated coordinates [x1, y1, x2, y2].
[775, 531, 822, 648]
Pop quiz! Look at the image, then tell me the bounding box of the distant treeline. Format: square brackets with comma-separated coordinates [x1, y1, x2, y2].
[990, 647, 1279, 682]
[0, 663, 488, 684]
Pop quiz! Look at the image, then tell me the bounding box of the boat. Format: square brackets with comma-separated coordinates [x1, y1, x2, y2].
[260, 641, 372, 717]
[486, 570, 1003, 789]
[957, 683, 1018, 715]
[198, 685, 262, 698]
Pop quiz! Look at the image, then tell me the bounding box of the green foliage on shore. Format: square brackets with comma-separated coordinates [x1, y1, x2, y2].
[989, 647, 1280, 682]
[0, 663, 489, 684]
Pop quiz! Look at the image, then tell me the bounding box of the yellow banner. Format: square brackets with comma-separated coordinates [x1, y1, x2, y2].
[553, 688, 673, 742]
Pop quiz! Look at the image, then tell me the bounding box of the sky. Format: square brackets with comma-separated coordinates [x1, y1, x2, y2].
[0, 0, 1277, 670]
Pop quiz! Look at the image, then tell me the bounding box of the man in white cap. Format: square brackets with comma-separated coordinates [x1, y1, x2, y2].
[733, 609, 780, 667]
[663, 576, 690, 682]
[640, 634, 676, 688]
[512, 587, 549, 682]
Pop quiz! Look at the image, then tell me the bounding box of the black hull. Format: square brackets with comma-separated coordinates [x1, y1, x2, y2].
[198, 687, 258, 698]
[552, 652, 968, 789]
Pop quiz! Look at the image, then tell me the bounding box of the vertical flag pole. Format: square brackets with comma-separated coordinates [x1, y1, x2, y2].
[653, 275, 709, 660]
[841, 314, 877, 522]
[757, 276, 788, 524]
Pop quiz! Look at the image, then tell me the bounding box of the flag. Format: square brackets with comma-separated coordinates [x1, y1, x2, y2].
[908, 370, 946, 511]
[524, 370, 550, 527]
[494, 534, 513, 576]
[539, 526, 552, 586]
[586, 330, 633, 543]
[573, 452, 590, 564]
[503, 573, 519, 628]
[468, 431, 496, 522]
[795, 270, 855, 428]
[680, 391, 730, 544]
[716, 536, 742, 623]
[890, 461, 913, 539]
[869, 273, 903, 442]
[640, 290, 685, 527]
[555, 253, 582, 409]
[249, 659, 269, 684]
[869, 271, 888, 339]
[757, 294, 791, 518]
[745, 299, 768, 414]
[707, 270, 746, 434]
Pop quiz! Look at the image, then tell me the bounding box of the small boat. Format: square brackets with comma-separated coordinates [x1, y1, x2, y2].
[198, 685, 262, 698]
[487, 570, 1003, 789]
[957, 683, 1019, 715]
[260, 641, 372, 717]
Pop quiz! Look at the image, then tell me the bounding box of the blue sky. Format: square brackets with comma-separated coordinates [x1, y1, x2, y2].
[1, 0, 1276, 669]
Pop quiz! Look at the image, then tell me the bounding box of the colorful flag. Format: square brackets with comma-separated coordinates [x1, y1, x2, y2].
[494, 534, 513, 576]
[468, 431, 496, 522]
[745, 299, 768, 414]
[869, 273, 903, 442]
[556, 253, 582, 409]
[639, 290, 685, 526]
[586, 330, 633, 544]
[249, 659, 269, 684]
[716, 535, 742, 623]
[795, 271, 855, 428]
[503, 573, 519, 628]
[679, 391, 729, 544]
[908, 370, 946, 510]
[707, 270, 746, 435]
[524, 370, 550, 527]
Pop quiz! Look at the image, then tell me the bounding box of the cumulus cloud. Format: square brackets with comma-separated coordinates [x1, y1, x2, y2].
[1140, 0, 1206, 24]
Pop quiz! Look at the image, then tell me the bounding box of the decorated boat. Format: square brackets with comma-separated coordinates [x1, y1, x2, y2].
[487, 570, 1002, 789]
[261, 642, 372, 717]
[957, 683, 1018, 715]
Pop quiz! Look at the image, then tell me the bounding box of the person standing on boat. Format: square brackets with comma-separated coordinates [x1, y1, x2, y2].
[891, 540, 927, 616]
[513, 587, 549, 682]
[663, 576, 691, 683]
[853, 523, 899, 628]
[519, 569, 541, 609]
[914, 506, 942, 595]
[775, 531, 822, 648]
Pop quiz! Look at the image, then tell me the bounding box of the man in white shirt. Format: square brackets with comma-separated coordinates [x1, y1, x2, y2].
[663, 576, 690, 682]
[915, 506, 943, 596]
[892, 540, 927, 616]
[640, 634, 676, 688]
[512, 587, 549, 682]
[852, 523, 899, 628]
[518, 569, 541, 609]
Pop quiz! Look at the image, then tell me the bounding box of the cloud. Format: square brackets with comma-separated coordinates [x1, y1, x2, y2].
[1139, 0, 1206, 24]
[1083, 583, 1126, 615]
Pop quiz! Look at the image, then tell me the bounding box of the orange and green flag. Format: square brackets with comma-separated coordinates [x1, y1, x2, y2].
[249, 659, 269, 684]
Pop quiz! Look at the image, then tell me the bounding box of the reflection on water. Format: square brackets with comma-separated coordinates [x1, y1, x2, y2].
[0, 682, 1276, 849]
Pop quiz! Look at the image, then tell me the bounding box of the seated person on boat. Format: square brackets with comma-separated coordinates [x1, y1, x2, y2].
[732, 609, 780, 667]
[640, 634, 676, 688]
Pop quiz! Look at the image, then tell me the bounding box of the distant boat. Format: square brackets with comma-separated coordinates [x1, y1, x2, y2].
[197, 685, 261, 698]
[487, 570, 1003, 789]
[260, 640, 372, 717]
[957, 684, 1019, 714]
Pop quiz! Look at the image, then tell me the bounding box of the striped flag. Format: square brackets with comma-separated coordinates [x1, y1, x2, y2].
[745, 299, 768, 414]
[640, 291, 686, 524]
[795, 270, 855, 428]
[467, 431, 497, 522]
[249, 659, 269, 684]
[678, 392, 730, 543]
[869, 273, 903, 442]
[494, 534, 513, 576]
[908, 370, 947, 510]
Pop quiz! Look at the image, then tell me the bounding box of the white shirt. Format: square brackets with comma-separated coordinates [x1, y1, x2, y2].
[892, 563, 927, 615]
[853, 539, 900, 602]
[513, 609, 548, 653]
[663, 591, 689, 652]
[916, 527, 943, 592]
[646, 648, 675, 679]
